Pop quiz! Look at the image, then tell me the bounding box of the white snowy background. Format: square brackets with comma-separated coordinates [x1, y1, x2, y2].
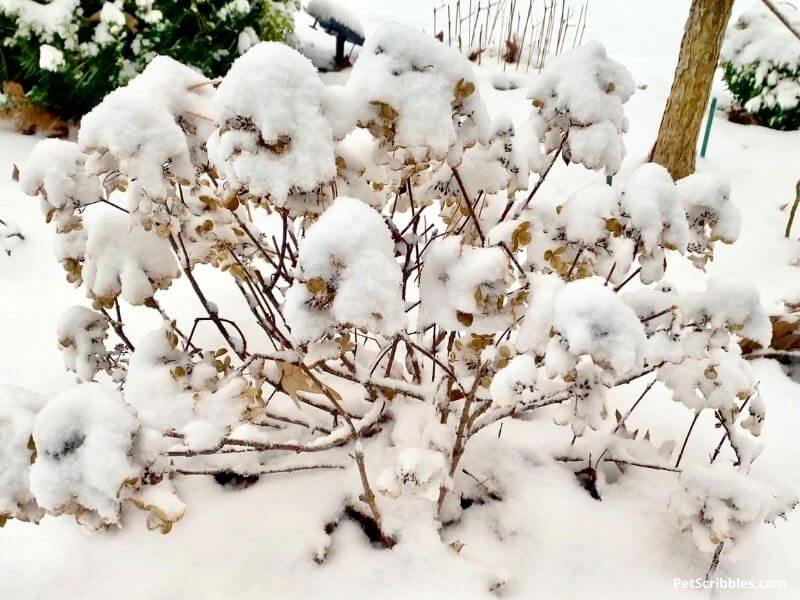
[0, 1, 799, 598]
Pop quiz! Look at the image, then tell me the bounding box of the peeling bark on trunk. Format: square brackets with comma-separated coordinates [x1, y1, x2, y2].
[651, 0, 734, 180]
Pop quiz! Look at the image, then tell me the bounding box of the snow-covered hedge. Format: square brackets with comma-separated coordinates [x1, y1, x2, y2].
[0, 0, 298, 118]
[5, 26, 795, 585]
[721, 3, 800, 130]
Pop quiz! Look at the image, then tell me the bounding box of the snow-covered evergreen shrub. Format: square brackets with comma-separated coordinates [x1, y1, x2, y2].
[0, 0, 298, 118]
[721, 3, 800, 131]
[5, 25, 794, 584]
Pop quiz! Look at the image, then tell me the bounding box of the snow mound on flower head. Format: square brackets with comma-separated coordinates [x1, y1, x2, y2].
[180, 419, 225, 452]
[19, 139, 102, 232]
[394, 446, 449, 502]
[490, 354, 538, 408]
[553, 279, 646, 375]
[560, 182, 619, 245]
[342, 22, 489, 164]
[125, 327, 195, 432]
[29, 383, 140, 528]
[419, 236, 512, 333]
[79, 56, 212, 200]
[669, 463, 770, 553]
[516, 273, 564, 355]
[284, 196, 405, 342]
[82, 210, 179, 306]
[620, 163, 689, 253]
[676, 171, 740, 245]
[681, 277, 771, 347]
[526, 41, 634, 175]
[0, 385, 47, 524]
[56, 306, 109, 382]
[659, 347, 756, 412]
[435, 113, 528, 199]
[209, 42, 336, 204]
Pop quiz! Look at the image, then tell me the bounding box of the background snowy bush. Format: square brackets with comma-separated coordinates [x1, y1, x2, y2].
[722, 3, 800, 130]
[0, 0, 297, 118]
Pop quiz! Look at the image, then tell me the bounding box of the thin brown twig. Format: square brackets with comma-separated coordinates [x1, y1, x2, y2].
[503, 135, 566, 220]
[451, 167, 486, 245]
[174, 464, 346, 476]
[555, 455, 682, 473]
[675, 410, 701, 468]
[761, 0, 800, 41]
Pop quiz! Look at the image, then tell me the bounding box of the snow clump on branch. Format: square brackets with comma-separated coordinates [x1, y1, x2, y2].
[336, 23, 489, 176]
[0, 386, 47, 526]
[284, 196, 405, 343]
[29, 384, 140, 530]
[208, 42, 337, 211]
[526, 40, 635, 174]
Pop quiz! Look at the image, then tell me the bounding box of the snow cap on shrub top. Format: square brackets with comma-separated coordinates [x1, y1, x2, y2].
[209, 42, 337, 205]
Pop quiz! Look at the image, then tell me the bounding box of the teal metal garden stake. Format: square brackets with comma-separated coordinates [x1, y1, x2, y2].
[700, 97, 717, 158]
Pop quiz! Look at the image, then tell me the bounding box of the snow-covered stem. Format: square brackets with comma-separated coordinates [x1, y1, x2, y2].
[706, 542, 725, 581]
[502, 135, 565, 221]
[451, 167, 486, 245]
[556, 456, 682, 474]
[298, 366, 392, 545]
[98, 302, 136, 353]
[354, 439, 393, 547]
[470, 392, 572, 434]
[611, 378, 657, 435]
[785, 180, 800, 239]
[437, 363, 487, 512]
[174, 464, 347, 476]
[319, 361, 427, 401]
[170, 233, 247, 359]
[710, 404, 748, 466]
[674, 410, 701, 469]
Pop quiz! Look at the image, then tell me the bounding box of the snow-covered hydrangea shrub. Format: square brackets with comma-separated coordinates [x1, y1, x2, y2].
[721, 3, 800, 131]
[0, 0, 298, 118]
[8, 27, 793, 580]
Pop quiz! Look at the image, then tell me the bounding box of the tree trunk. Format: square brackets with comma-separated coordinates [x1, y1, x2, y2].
[650, 0, 734, 180]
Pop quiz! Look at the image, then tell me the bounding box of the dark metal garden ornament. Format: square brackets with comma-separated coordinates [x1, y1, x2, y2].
[306, 0, 365, 69]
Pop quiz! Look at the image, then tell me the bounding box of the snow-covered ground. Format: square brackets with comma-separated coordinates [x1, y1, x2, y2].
[0, 1, 799, 598]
